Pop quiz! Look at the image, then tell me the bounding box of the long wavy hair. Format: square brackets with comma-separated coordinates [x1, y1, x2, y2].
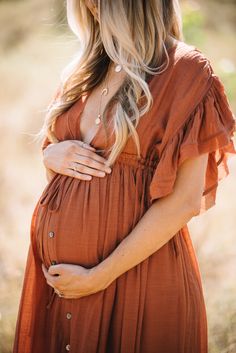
[39, 0, 183, 166]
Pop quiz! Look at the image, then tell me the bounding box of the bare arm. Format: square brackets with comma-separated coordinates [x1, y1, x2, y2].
[91, 153, 209, 288]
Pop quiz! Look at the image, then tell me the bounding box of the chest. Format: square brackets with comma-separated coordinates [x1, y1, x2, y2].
[79, 72, 127, 145]
[54, 80, 166, 160]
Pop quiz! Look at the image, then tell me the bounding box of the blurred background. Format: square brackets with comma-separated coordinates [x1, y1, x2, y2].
[0, 0, 235, 352]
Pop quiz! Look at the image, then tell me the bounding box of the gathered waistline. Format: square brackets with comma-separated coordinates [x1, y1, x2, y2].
[116, 152, 158, 170]
[38, 152, 158, 213]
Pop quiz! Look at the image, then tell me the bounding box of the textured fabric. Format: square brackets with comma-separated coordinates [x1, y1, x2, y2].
[149, 70, 236, 213]
[13, 41, 236, 353]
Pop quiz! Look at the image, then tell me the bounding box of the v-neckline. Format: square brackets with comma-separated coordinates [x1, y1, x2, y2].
[77, 88, 119, 147]
[76, 40, 180, 146]
[77, 90, 100, 146]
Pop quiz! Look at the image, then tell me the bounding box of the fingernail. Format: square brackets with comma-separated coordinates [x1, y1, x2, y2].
[88, 144, 96, 149]
[106, 168, 112, 173]
[85, 144, 95, 150]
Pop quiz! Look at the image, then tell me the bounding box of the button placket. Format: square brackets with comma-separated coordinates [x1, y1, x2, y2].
[46, 209, 58, 267]
[65, 344, 71, 351]
[65, 302, 73, 351]
[48, 229, 56, 262]
[48, 231, 55, 238]
[44, 213, 60, 310]
[66, 312, 72, 320]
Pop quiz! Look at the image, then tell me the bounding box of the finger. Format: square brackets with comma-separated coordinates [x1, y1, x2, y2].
[74, 149, 109, 166]
[56, 291, 81, 299]
[42, 267, 60, 285]
[62, 295, 80, 299]
[72, 140, 96, 151]
[45, 167, 92, 181]
[73, 155, 112, 174]
[42, 263, 60, 277]
[48, 264, 63, 276]
[71, 162, 111, 178]
[81, 143, 96, 151]
[67, 168, 93, 181]
[46, 279, 55, 289]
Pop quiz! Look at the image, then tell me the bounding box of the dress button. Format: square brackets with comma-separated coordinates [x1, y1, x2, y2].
[65, 344, 70, 351]
[51, 260, 57, 265]
[48, 231, 55, 238]
[66, 312, 72, 320]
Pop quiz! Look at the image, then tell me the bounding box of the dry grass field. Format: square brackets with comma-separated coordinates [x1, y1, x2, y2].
[0, 1, 235, 352]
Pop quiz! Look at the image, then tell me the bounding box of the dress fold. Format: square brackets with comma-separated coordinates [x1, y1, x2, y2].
[149, 71, 236, 214]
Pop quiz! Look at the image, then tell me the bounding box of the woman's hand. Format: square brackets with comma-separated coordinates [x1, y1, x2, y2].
[41, 263, 109, 299]
[43, 140, 112, 181]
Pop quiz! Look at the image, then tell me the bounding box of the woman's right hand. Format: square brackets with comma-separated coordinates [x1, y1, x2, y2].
[42, 140, 112, 181]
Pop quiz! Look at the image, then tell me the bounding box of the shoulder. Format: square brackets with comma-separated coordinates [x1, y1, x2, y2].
[171, 40, 213, 82]
[149, 41, 226, 142]
[173, 40, 211, 67]
[150, 40, 215, 97]
[156, 40, 216, 105]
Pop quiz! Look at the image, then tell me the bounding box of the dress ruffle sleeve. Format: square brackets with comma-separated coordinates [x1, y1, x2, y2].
[149, 72, 236, 214]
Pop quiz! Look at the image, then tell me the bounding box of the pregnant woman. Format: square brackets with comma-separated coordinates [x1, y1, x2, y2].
[13, 0, 236, 352]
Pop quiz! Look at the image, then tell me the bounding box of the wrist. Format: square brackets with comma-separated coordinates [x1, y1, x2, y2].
[89, 260, 115, 291]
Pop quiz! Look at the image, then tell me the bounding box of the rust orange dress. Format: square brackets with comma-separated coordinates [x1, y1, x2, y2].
[13, 41, 236, 353]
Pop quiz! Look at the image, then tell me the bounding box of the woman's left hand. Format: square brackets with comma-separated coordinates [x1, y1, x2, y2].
[41, 263, 107, 299]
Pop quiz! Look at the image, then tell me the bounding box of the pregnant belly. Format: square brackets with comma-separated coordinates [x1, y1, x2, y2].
[34, 172, 148, 268]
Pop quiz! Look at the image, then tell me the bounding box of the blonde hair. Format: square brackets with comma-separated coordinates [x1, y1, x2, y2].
[40, 0, 183, 166]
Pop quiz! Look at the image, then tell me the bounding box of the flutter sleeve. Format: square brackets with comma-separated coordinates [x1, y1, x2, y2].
[149, 71, 236, 214]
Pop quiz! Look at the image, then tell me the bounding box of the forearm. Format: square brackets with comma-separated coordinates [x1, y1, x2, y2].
[93, 192, 198, 287]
